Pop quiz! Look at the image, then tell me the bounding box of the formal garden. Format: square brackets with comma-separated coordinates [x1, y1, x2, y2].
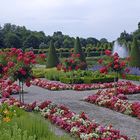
[0, 22, 140, 140]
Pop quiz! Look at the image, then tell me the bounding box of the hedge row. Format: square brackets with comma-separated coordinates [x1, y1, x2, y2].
[60, 76, 115, 84]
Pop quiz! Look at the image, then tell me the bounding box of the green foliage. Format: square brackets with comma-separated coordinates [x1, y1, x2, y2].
[60, 75, 114, 84]
[4, 32, 21, 48]
[129, 38, 140, 68]
[46, 41, 59, 68]
[83, 76, 114, 84]
[60, 77, 83, 84]
[32, 68, 46, 78]
[23, 34, 41, 49]
[74, 37, 86, 62]
[0, 123, 36, 140]
[0, 105, 70, 140]
[60, 70, 115, 84]
[45, 69, 64, 81]
[123, 74, 140, 81]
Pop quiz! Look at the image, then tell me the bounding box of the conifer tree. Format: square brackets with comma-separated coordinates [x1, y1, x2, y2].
[46, 41, 59, 68]
[74, 37, 86, 62]
[129, 38, 140, 68]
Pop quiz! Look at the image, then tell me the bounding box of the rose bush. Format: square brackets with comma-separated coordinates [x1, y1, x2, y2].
[85, 90, 140, 119]
[0, 79, 20, 98]
[57, 53, 87, 72]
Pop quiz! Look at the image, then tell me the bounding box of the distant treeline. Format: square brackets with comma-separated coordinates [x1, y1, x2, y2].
[0, 23, 112, 50]
[0, 22, 139, 51]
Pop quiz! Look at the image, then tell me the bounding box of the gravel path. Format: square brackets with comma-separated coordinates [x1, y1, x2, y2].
[12, 80, 140, 139]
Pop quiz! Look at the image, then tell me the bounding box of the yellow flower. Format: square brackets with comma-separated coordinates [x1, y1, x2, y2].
[3, 109, 10, 115]
[3, 117, 11, 122]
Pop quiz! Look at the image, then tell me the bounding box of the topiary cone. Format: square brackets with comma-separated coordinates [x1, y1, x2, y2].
[46, 41, 59, 68]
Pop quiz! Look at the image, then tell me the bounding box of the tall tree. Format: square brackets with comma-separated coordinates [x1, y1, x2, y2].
[46, 41, 59, 68]
[4, 33, 21, 48]
[23, 34, 40, 49]
[129, 38, 140, 68]
[74, 37, 86, 62]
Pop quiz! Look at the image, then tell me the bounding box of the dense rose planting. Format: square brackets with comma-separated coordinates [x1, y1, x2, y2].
[1, 98, 131, 140]
[57, 53, 87, 72]
[0, 48, 46, 102]
[0, 79, 20, 98]
[32, 78, 134, 91]
[99, 51, 129, 76]
[85, 90, 140, 119]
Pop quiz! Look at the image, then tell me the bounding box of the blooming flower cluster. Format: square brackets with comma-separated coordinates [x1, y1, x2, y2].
[32, 78, 133, 91]
[72, 81, 133, 91]
[0, 101, 17, 123]
[0, 97, 133, 139]
[0, 79, 20, 98]
[57, 53, 87, 72]
[85, 91, 140, 119]
[0, 48, 46, 86]
[32, 79, 71, 90]
[34, 100, 130, 140]
[99, 50, 129, 78]
[96, 84, 140, 96]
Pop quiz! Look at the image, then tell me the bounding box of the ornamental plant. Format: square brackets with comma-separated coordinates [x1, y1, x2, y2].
[99, 50, 129, 94]
[46, 41, 59, 68]
[0, 48, 46, 103]
[57, 53, 87, 72]
[99, 50, 129, 79]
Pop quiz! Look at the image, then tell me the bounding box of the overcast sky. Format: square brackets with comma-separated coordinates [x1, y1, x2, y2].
[0, 0, 140, 41]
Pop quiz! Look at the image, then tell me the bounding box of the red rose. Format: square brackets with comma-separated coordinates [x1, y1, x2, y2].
[19, 68, 26, 75]
[105, 50, 111, 56]
[76, 53, 80, 57]
[125, 68, 130, 73]
[114, 64, 119, 69]
[98, 59, 103, 64]
[26, 81, 31, 87]
[8, 61, 15, 67]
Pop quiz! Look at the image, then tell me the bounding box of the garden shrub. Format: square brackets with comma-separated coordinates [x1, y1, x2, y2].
[74, 37, 86, 62]
[129, 38, 140, 68]
[83, 76, 115, 84]
[45, 69, 64, 81]
[32, 69, 45, 78]
[60, 77, 83, 84]
[46, 41, 59, 68]
[125, 74, 140, 81]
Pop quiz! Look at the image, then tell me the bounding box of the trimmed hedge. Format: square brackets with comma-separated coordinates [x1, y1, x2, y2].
[83, 76, 115, 84]
[60, 77, 83, 84]
[60, 76, 115, 84]
[125, 74, 140, 81]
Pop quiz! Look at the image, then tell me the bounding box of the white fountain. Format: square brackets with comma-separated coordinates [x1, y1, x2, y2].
[112, 41, 129, 58]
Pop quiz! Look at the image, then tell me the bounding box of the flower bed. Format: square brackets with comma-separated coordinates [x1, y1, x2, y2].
[85, 93, 140, 120]
[32, 78, 134, 91]
[1, 98, 131, 140]
[96, 84, 140, 96]
[0, 80, 20, 98]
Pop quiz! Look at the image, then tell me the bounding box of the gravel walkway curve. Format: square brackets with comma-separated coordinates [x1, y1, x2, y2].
[12, 80, 140, 139]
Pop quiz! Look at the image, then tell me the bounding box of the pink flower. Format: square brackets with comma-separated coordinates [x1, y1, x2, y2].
[7, 61, 15, 67]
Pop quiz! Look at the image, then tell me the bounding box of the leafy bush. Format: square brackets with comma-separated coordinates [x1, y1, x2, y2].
[45, 69, 64, 81]
[83, 76, 115, 84]
[60, 77, 83, 84]
[46, 41, 59, 68]
[32, 68, 46, 78]
[124, 74, 140, 81]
